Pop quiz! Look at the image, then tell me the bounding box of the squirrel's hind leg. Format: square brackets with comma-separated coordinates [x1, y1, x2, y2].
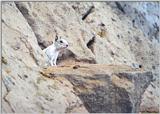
[50, 56, 57, 66]
[50, 60, 54, 66]
[50, 59, 54, 66]
[53, 60, 57, 66]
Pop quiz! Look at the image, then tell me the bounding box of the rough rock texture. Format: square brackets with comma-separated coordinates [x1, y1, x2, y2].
[140, 80, 159, 113]
[42, 64, 153, 113]
[2, 2, 87, 113]
[107, 2, 160, 112]
[14, 1, 159, 73]
[2, 1, 159, 113]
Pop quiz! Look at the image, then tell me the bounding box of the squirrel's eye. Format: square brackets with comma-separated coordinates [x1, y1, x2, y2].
[60, 41, 63, 43]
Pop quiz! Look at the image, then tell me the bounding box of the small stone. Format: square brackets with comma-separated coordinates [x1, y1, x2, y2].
[73, 65, 80, 69]
[2, 57, 8, 65]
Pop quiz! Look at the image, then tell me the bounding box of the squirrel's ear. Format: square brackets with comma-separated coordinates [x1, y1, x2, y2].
[55, 35, 58, 41]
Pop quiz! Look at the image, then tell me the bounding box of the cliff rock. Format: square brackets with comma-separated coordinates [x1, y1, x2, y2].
[2, 1, 159, 113]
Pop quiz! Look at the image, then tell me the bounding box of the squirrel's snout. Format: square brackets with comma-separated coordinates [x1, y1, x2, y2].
[66, 44, 68, 47]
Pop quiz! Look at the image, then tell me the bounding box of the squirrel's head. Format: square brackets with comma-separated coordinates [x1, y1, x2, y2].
[54, 35, 69, 51]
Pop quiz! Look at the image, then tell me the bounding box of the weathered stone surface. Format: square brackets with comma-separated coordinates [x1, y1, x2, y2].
[42, 64, 153, 113]
[15, 2, 96, 63]
[108, 2, 160, 42]
[140, 80, 160, 113]
[2, 1, 159, 113]
[14, 2, 159, 70]
[2, 2, 87, 113]
[107, 2, 160, 112]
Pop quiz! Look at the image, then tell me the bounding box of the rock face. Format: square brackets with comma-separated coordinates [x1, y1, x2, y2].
[2, 1, 159, 113]
[2, 2, 87, 113]
[42, 64, 153, 113]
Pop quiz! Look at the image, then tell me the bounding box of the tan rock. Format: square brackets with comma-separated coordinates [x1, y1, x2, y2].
[42, 64, 153, 113]
[2, 1, 159, 113]
[2, 2, 87, 113]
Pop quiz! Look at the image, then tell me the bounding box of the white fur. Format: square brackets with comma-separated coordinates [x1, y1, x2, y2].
[43, 36, 69, 66]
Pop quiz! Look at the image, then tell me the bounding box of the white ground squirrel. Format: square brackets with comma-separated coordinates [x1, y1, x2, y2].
[43, 35, 69, 66]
